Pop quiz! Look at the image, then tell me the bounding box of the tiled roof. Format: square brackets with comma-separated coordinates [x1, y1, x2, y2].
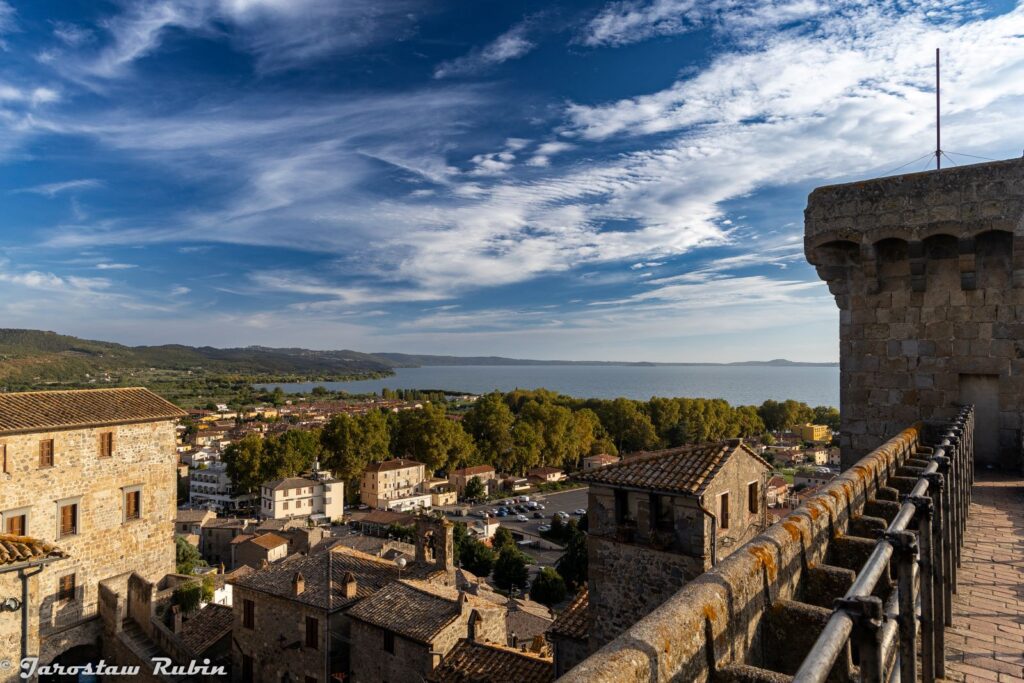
[202, 518, 252, 530]
[364, 458, 425, 473]
[0, 535, 67, 567]
[528, 467, 562, 476]
[347, 580, 486, 644]
[178, 603, 233, 656]
[175, 509, 214, 524]
[248, 533, 288, 550]
[0, 387, 186, 436]
[428, 639, 555, 683]
[548, 588, 588, 641]
[229, 545, 436, 611]
[451, 465, 496, 477]
[229, 534, 255, 546]
[264, 476, 317, 491]
[575, 440, 770, 496]
[358, 510, 416, 527]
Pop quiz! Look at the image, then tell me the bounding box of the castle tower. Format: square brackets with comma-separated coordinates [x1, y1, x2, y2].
[414, 516, 454, 572]
[805, 158, 1024, 471]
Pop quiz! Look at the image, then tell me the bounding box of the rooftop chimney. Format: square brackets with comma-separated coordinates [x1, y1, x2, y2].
[342, 571, 357, 599]
[292, 572, 305, 596]
[171, 605, 182, 633]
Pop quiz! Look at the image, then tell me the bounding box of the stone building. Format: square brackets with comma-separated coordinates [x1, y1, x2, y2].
[359, 457, 429, 510]
[0, 387, 184, 674]
[228, 516, 457, 682]
[347, 579, 508, 683]
[804, 157, 1024, 470]
[548, 588, 589, 678]
[200, 517, 254, 567]
[428, 638, 554, 683]
[576, 440, 771, 647]
[449, 464, 496, 496]
[231, 532, 289, 569]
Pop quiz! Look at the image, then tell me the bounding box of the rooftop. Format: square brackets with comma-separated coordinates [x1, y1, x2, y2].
[346, 579, 486, 644]
[429, 639, 554, 683]
[247, 533, 288, 551]
[452, 464, 496, 476]
[575, 440, 769, 496]
[548, 588, 588, 641]
[0, 387, 186, 436]
[0, 534, 66, 567]
[264, 476, 317, 491]
[178, 603, 233, 656]
[364, 457, 425, 473]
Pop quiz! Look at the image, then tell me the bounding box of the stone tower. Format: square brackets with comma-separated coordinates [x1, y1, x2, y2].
[805, 158, 1024, 471]
[414, 516, 454, 572]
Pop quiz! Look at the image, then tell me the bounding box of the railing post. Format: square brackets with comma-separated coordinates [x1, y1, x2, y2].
[884, 529, 919, 683]
[908, 494, 936, 682]
[835, 595, 886, 682]
[924, 469, 947, 678]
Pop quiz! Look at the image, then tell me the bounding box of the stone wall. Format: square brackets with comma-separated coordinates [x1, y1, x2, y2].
[558, 425, 923, 682]
[0, 419, 178, 669]
[805, 158, 1024, 470]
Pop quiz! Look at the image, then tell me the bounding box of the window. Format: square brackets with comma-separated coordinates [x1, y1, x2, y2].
[1, 444, 7, 473]
[57, 574, 76, 602]
[283, 501, 289, 510]
[748, 481, 759, 515]
[383, 630, 395, 654]
[5, 513, 26, 536]
[304, 677, 317, 683]
[99, 432, 113, 458]
[719, 492, 729, 530]
[614, 489, 629, 524]
[241, 655, 254, 683]
[305, 616, 319, 649]
[242, 599, 255, 629]
[59, 503, 78, 537]
[652, 494, 674, 532]
[125, 490, 141, 521]
[39, 439, 54, 468]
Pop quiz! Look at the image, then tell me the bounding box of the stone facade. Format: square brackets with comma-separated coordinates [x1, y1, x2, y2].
[360, 458, 427, 509]
[805, 158, 1024, 470]
[0, 417, 179, 677]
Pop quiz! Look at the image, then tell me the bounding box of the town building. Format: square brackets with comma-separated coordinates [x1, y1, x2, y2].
[232, 532, 289, 569]
[549, 588, 589, 677]
[0, 387, 185, 672]
[577, 440, 772, 647]
[260, 463, 344, 522]
[449, 464, 497, 496]
[360, 457, 429, 510]
[527, 466, 565, 484]
[582, 454, 620, 471]
[798, 423, 831, 443]
[793, 467, 837, 490]
[174, 508, 215, 536]
[428, 638, 554, 683]
[190, 459, 255, 513]
[765, 475, 790, 507]
[200, 517, 255, 567]
[426, 478, 458, 507]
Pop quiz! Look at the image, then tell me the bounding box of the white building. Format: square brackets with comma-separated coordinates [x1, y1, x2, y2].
[189, 459, 255, 512]
[260, 463, 345, 522]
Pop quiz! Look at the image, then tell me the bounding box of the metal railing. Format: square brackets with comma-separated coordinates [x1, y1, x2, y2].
[793, 406, 974, 683]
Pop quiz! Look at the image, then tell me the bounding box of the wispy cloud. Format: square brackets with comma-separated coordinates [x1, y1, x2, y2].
[16, 178, 102, 197]
[434, 19, 539, 79]
[95, 262, 137, 270]
[0, 1, 16, 50]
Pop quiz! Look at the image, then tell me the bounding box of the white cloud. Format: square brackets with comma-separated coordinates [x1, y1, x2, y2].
[0, 83, 60, 107]
[0, 1, 15, 50]
[52, 21, 94, 47]
[526, 140, 574, 167]
[95, 262, 137, 270]
[16, 178, 101, 197]
[434, 20, 537, 79]
[170, 285, 191, 296]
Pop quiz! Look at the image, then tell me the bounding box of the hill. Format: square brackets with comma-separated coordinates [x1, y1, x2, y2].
[372, 352, 837, 367]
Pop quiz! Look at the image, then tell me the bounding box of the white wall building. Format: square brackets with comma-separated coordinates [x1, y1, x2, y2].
[260, 464, 345, 522]
[189, 459, 255, 512]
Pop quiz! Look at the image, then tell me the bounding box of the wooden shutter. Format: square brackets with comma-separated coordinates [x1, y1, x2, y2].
[126, 491, 140, 520]
[748, 482, 759, 514]
[6, 514, 25, 536]
[39, 440, 54, 467]
[58, 574, 75, 601]
[1, 444, 7, 473]
[60, 504, 76, 536]
[99, 433, 113, 458]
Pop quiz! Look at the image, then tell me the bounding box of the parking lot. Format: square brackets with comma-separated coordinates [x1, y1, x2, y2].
[448, 486, 589, 539]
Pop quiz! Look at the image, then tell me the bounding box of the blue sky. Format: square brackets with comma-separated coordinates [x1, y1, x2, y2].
[1, 0, 1023, 362]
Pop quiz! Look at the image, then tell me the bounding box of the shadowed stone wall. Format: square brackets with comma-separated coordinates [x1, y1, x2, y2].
[805, 158, 1024, 470]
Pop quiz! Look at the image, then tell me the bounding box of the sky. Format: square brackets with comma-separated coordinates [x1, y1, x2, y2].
[0, 1, 1023, 362]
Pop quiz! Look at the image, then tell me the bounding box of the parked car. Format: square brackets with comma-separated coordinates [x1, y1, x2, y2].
[532, 511, 544, 519]
[520, 496, 531, 502]
[497, 510, 508, 517]
[514, 514, 529, 522]
[473, 510, 488, 518]
[573, 508, 587, 515]
[535, 504, 545, 510]
[555, 511, 570, 520]
[538, 524, 552, 533]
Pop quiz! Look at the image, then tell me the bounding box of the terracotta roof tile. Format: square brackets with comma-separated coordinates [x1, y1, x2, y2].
[0, 534, 67, 567]
[575, 441, 770, 496]
[451, 465, 495, 477]
[178, 603, 233, 656]
[548, 588, 588, 640]
[428, 639, 554, 683]
[347, 580, 495, 644]
[364, 458, 425, 473]
[0, 387, 186, 435]
[263, 476, 317, 491]
[248, 533, 288, 550]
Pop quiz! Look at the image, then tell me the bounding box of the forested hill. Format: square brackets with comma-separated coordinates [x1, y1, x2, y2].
[372, 353, 837, 367]
[0, 329, 394, 385]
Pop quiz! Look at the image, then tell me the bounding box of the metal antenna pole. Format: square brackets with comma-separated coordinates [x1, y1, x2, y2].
[936, 48, 941, 171]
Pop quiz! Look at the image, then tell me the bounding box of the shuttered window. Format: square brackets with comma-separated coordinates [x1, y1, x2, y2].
[59, 503, 77, 537]
[748, 481, 759, 514]
[305, 616, 319, 649]
[719, 492, 729, 530]
[39, 440, 54, 468]
[99, 432, 113, 458]
[5, 514, 25, 536]
[125, 490, 141, 521]
[1, 444, 7, 473]
[58, 574, 76, 602]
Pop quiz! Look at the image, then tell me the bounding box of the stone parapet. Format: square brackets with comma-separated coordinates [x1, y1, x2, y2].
[557, 425, 923, 682]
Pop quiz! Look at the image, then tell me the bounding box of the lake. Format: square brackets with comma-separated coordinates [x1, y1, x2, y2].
[257, 364, 839, 407]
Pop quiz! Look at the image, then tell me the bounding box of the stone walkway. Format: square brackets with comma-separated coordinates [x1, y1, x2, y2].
[945, 472, 1024, 683]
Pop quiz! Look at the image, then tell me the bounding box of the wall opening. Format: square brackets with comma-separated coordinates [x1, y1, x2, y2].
[958, 374, 999, 466]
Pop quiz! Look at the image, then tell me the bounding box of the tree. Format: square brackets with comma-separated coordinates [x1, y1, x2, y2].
[460, 537, 497, 577]
[311, 385, 329, 397]
[493, 546, 530, 591]
[175, 536, 207, 575]
[530, 567, 567, 606]
[811, 405, 841, 431]
[492, 526, 515, 551]
[321, 411, 390, 484]
[462, 392, 515, 463]
[596, 398, 659, 453]
[222, 433, 267, 495]
[463, 477, 486, 501]
[556, 526, 588, 591]
[508, 420, 543, 474]
[263, 428, 321, 480]
[393, 404, 476, 472]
